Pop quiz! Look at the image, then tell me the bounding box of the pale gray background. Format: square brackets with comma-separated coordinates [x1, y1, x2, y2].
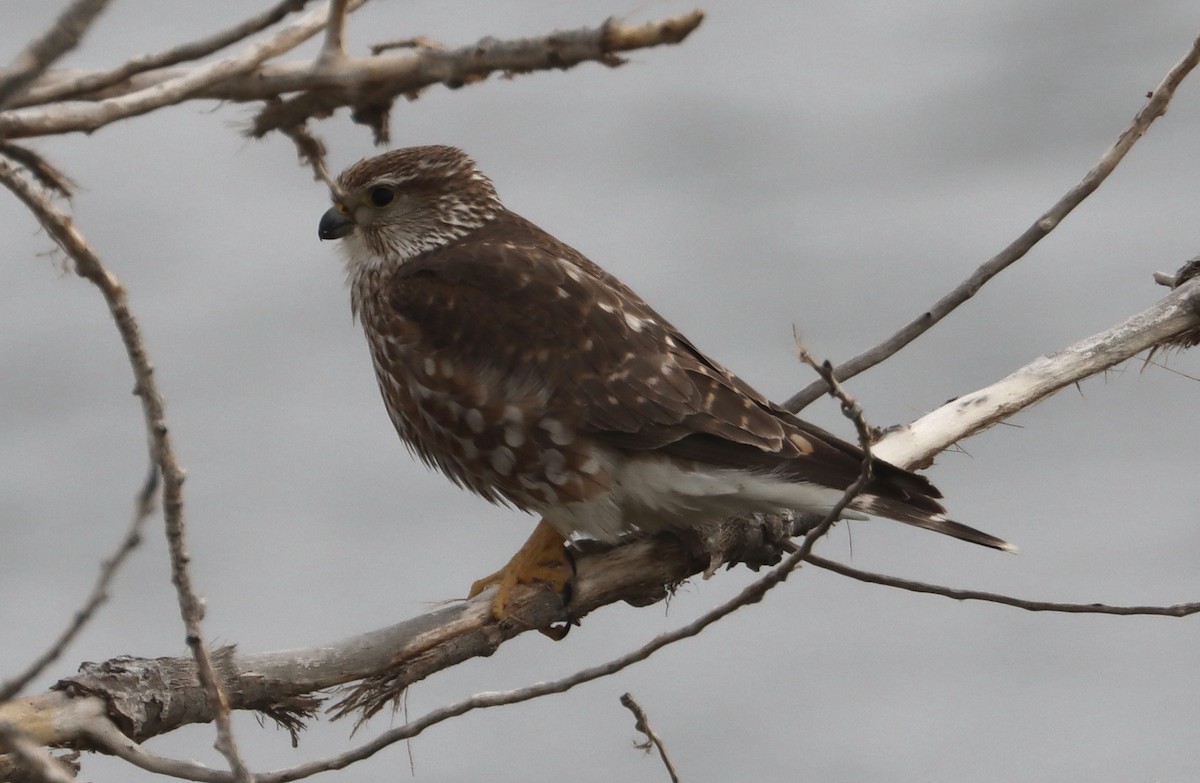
[3, 2, 1200, 781]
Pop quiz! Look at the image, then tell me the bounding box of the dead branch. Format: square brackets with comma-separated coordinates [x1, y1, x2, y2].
[0, 467, 156, 702]
[248, 10, 706, 141]
[0, 0, 365, 139]
[784, 31, 1200, 412]
[804, 554, 1200, 616]
[872, 276, 1200, 469]
[0, 9, 704, 142]
[11, 0, 316, 107]
[0, 0, 111, 108]
[620, 693, 682, 783]
[0, 160, 249, 781]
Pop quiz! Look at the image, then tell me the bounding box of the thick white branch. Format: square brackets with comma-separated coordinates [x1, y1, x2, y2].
[874, 278, 1200, 467]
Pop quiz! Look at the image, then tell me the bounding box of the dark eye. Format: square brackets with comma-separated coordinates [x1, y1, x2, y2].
[368, 186, 394, 207]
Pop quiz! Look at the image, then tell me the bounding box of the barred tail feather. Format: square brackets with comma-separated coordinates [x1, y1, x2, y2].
[854, 494, 1018, 553]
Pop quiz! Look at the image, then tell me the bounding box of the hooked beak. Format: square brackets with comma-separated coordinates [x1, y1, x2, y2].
[318, 206, 355, 240]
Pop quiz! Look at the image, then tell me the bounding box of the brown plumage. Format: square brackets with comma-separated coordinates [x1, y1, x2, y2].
[318, 146, 1013, 616]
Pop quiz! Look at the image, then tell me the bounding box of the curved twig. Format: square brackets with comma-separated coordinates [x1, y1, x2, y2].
[11, 0, 316, 108]
[0, 161, 251, 782]
[784, 31, 1200, 413]
[805, 554, 1200, 617]
[0, 0, 365, 139]
[0, 467, 156, 702]
[0, 9, 703, 143]
[621, 694, 682, 783]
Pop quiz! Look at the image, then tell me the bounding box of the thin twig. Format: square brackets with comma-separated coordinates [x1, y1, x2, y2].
[804, 554, 1200, 617]
[0, 0, 111, 108]
[784, 31, 1200, 412]
[370, 37, 443, 56]
[620, 693, 681, 783]
[0, 161, 252, 783]
[280, 122, 344, 199]
[13, 0, 316, 108]
[0, 142, 75, 198]
[0, 466, 157, 702]
[0, 8, 700, 142]
[0, 0, 366, 139]
[0, 721, 79, 783]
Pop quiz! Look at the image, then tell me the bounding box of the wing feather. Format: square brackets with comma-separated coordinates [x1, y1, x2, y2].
[386, 210, 988, 540]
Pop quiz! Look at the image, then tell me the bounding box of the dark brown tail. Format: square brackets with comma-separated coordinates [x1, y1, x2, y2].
[850, 457, 1016, 552]
[852, 493, 1017, 552]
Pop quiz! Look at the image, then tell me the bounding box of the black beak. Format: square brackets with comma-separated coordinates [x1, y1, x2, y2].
[318, 207, 355, 240]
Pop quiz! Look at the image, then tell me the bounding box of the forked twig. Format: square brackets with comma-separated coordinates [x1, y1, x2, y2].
[0, 467, 157, 702]
[621, 693, 681, 783]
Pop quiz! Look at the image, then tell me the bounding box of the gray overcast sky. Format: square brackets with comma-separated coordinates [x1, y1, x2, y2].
[3, 2, 1200, 781]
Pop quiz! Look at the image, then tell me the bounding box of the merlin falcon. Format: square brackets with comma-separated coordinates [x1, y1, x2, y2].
[318, 145, 1013, 619]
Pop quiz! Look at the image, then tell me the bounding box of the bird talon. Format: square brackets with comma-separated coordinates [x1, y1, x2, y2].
[469, 519, 570, 621]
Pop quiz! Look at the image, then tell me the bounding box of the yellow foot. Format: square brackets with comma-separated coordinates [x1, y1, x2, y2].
[469, 518, 571, 621]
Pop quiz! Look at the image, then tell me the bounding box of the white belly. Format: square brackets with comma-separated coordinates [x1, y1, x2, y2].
[542, 452, 851, 543]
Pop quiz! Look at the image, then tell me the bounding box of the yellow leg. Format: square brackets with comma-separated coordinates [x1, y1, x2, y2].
[469, 518, 571, 620]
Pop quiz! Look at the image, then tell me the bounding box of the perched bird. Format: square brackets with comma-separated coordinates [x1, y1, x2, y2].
[318, 145, 1013, 619]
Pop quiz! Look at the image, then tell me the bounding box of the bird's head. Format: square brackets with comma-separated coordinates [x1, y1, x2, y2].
[319, 145, 502, 277]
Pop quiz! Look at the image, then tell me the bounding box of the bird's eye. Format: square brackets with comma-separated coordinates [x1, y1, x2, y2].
[367, 186, 395, 207]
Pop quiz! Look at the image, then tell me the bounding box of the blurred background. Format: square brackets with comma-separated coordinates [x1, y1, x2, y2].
[2, 2, 1199, 781]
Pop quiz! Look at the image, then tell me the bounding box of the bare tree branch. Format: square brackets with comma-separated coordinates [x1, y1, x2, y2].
[783, 31, 1200, 413]
[804, 554, 1200, 617]
[0, 0, 366, 139]
[0, 161, 251, 783]
[12, 0, 316, 108]
[0, 0, 111, 108]
[279, 122, 343, 199]
[0, 9, 703, 142]
[872, 277, 1200, 469]
[0, 467, 157, 702]
[621, 693, 682, 783]
[247, 10, 706, 142]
